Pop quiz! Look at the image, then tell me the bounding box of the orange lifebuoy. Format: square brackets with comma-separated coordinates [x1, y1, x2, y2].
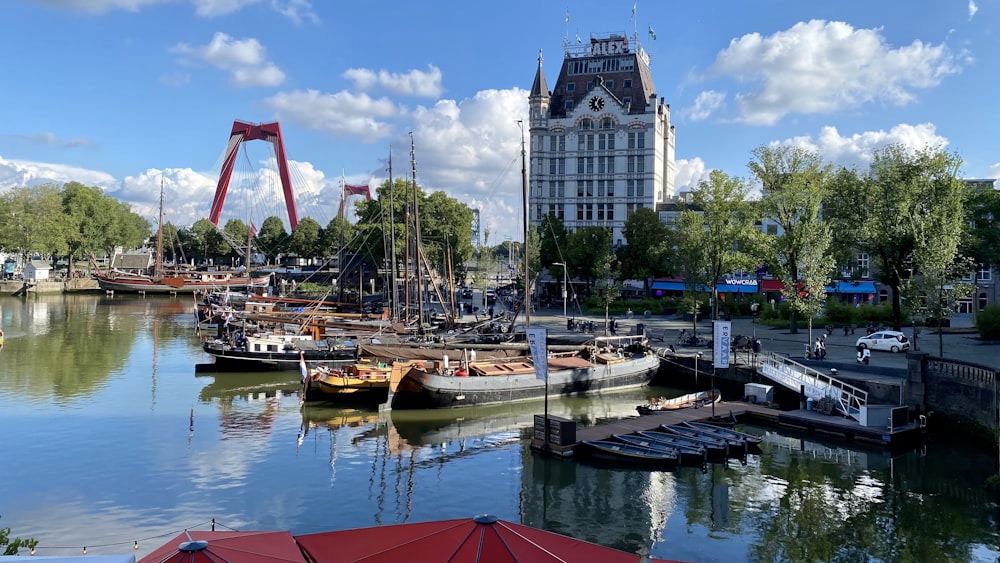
[455, 368, 468, 377]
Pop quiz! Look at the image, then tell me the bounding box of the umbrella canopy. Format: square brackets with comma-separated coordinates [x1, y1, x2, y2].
[138, 530, 306, 563]
[294, 514, 686, 562]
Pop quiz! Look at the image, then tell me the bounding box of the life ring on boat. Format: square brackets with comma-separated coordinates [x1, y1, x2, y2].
[455, 368, 469, 377]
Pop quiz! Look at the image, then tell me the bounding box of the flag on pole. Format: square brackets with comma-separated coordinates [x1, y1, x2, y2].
[632, 2, 636, 17]
[526, 328, 549, 382]
[299, 352, 309, 383]
[565, 9, 569, 23]
[575, 33, 582, 44]
[249, 222, 257, 237]
[648, 26, 657, 40]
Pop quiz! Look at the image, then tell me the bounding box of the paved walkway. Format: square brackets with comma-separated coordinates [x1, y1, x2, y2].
[523, 307, 998, 378]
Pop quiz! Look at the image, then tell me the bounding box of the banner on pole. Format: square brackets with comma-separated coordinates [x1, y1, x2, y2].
[525, 327, 549, 382]
[713, 321, 731, 369]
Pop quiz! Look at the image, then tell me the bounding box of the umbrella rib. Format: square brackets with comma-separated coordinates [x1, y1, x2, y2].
[495, 521, 569, 562]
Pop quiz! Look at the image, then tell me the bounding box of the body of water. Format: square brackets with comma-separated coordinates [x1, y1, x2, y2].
[1, 294, 998, 562]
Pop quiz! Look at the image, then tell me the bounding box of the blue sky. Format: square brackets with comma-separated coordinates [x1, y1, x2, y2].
[1, 0, 997, 244]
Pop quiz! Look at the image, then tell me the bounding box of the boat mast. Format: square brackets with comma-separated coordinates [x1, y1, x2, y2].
[520, 121, 530, 327]
[338, 171, 345, 303]
[410, 132, 425, 333]
[388, 151, 398, 321]
[155, 177, 164, 279]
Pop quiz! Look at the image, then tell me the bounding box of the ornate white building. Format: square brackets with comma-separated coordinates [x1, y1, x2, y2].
[528, 32, 676, 246]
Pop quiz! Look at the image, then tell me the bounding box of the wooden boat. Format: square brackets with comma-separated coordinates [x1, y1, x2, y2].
[683, 420, 763, 450]
[303, 359, 407, 403]
[636, 389, 721, 415]
[660, 423, 738, 453]
[96, 269, 270, 294]
[202, 331, 358, 371]
[635, 430, 714, 461]
[580, 439, 679, 466]
[390, 336, 659, 409]
[611, 434, 704, 465]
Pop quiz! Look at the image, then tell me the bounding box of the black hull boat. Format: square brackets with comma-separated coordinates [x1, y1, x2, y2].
[202, 338, 357, 371]
[580, 439, 679, 467]
[390, 336, 659, 409]
[683, 421, 762, 452]
[639, 429, 728, 458]
[612, 433, 705, 465]
[636, 389, 721, 415]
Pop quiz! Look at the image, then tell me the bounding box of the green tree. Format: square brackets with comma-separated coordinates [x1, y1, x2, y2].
[749, 145, 833, 334]
[0, 185, 70, 262]
[538, 213, 569, 268]
[824, 144, 966, 331]
[566, 226, 613, 288]
[185, 218, 226, 262]
[290, 217, 322, 258]
[323, 215, 355, 260]
[255, 215, 289, 263]
[675, 170, 761, 321]
[963, 183, 1000, 281]
[619, 207, 673, 296]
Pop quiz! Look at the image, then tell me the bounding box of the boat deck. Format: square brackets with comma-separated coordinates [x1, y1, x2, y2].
[534, 400, 924, 457]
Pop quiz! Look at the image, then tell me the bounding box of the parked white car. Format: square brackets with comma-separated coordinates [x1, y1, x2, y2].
[856, 331, 910, 353]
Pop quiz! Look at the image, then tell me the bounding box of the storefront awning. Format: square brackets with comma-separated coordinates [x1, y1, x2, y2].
[651, 280, 685, 291]
[828, 281, 877, 294]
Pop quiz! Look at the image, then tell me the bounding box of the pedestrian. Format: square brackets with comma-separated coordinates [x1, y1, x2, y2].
[819, 337, 827, 359]
[814, 338, 823, 360]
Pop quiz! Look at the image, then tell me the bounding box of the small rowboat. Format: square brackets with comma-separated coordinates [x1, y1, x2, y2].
[636, 389, 720, 415]
[635, 430, 714, 461]
[580, 440, 679, 466]
[612, 434, 704, 465]
[659, 424, 733, 455]
[683, 420, 763, 450]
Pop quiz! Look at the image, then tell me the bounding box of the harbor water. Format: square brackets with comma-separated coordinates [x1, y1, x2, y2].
[1, 294, 999, 562]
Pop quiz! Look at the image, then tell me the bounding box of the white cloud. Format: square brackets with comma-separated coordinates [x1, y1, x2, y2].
[969, 0, 979, 19]
[673, 158, 710, 192]
[685, 90, 725, 121]
[343, 65, 444, 98]
[1, 132, 95, 148]
[406, 88, 528, 197]
[264, 89, 401, 142]
[987, 163, 1000, 179]
[269, 0, 319, 24]
[707, 20, 962, 125]
[769, 123, 949, 170]
[171, 32, 285, 87]
[191, 0, 259, 17]
[0, 156, 116, 195]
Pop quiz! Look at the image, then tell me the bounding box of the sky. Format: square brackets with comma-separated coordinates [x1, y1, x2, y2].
[1, 0, 998, 245]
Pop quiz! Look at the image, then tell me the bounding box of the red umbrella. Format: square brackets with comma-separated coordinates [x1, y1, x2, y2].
[138, 530, 306, 563]
[294, 514, 687, 563]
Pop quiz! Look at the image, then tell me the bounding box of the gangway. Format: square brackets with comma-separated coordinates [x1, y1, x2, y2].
[758, 351, 867, 421]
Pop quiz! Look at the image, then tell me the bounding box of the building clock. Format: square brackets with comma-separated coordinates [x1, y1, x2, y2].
[588, 96, 604, 112]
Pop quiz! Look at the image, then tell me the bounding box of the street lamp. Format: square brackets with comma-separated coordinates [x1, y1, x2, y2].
[553, 262, 568, 318]
[750, 302, 759, 340]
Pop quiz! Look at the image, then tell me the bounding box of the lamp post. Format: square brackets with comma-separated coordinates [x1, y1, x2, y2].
[553, 262, 568, 318]
[750, 302, 759, 340]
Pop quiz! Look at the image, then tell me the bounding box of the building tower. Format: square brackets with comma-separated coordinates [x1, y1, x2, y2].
[528, 32, 675, 246]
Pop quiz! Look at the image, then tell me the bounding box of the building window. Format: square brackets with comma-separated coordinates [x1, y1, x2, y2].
[857, 253, 870, 279]
[627, 131, 645, 149]
[557, 181, 565, 197]
[623, 97, 631, 107]
[626, 179, 635, 197]
[607, 181, 615, 197]
[635, 184, 644, 197]
[766, 224, 778, 236]
[567, 83, 575, 92]
[607, 206, 614, 221]
[977, 264, 992, 281]
[605, 80, 613, 89]
[548, 182, 556, 198]
[577, 206, 584, 220]
[600, 117, 614, 130]
[980, 292, 988, 311]
[577, 133, 594, 151]
[585, 204, 593, 220]
[577, 182, 585, 197]
[586, 81, 593, 90]
[579, 118, 593, 130]
[623, 79, 632, 88]
[598, 132, 615, 150]
[597, 205, 604, 221]
[565, 101, 573, 110]
[627, 156, 644, 173]
[556, 135, 565, 151]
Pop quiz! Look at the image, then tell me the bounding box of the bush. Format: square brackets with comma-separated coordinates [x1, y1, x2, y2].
[977, 305, 1000, 340]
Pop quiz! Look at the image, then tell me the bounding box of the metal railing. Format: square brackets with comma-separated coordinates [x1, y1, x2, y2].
[759, 351, 868, 420]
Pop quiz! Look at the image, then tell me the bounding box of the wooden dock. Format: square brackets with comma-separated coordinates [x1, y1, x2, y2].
[532, 400, 924, 457]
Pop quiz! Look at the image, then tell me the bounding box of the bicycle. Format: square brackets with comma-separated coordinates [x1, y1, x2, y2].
[675, 329, 708, 347]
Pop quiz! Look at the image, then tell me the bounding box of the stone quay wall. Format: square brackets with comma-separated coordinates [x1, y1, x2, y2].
[908, 352, 998, 433]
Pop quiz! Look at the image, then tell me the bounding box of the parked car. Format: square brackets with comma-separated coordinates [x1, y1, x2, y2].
[855, 331, 910, 353]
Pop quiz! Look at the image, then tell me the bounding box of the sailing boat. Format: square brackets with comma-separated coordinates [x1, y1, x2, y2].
[95, 179, 271, 294]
